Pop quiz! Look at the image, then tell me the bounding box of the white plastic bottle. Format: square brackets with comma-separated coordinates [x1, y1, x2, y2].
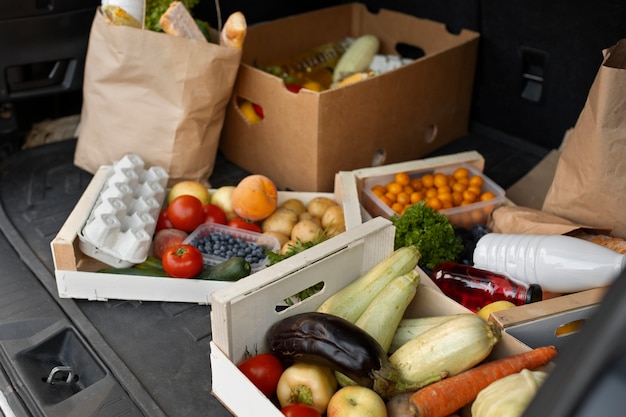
[473, 233, 626, 293]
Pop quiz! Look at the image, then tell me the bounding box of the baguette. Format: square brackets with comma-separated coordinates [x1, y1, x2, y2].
[159, 1, 207, 42]
[219, 11, 247, 50]
[101, 5, 142, 28]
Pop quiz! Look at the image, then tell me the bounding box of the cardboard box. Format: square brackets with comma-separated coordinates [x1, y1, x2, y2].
[209, 217, 541, 417]
[50, 166, 356, 304]
[219, 3, 480, 192]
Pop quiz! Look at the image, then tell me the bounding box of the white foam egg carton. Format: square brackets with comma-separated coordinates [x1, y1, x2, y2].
[77, 154, 169, 268]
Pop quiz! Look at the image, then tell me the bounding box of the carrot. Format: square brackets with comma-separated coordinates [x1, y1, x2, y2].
[409, 345, 557, 417]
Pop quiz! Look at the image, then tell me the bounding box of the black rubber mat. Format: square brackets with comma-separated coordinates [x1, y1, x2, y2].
[0, 139, 232, 417]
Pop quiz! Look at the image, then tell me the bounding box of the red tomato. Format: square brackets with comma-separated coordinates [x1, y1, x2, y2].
[203, 203, 227, 225]
[281, 404, 323, 417]
[252, 103, 264, 118]
[161, 244, 203, 278]
[237, 353, 283, 398]
[156, 209, 173, 231]
[285, 83, 303, 93]
[227, 217, 262, 233]
[167, 195, 205, 232]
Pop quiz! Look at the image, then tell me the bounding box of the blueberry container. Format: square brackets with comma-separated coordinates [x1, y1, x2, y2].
[183, 223, 280, 273]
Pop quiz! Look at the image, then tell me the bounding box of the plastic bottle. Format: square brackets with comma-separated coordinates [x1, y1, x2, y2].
[431, 262, 542, 312]
[473, 233, 626, 293]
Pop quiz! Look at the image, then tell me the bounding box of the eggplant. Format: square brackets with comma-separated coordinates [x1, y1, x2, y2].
[266, 311, 396, 390]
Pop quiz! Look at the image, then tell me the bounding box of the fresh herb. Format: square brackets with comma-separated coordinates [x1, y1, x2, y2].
[391, 201, 464, 269]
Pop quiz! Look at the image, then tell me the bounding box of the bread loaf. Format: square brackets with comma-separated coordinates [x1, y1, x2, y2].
[159, 1, 207, 42]
[219, 11, 247, 50]
[573, 231, 626, 254]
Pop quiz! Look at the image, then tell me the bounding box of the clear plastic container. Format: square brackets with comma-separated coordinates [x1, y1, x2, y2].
[183, 223, 280, 273]
[362, 163, 505, 229]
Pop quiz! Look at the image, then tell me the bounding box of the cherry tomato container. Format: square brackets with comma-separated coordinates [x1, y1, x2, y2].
[362, 163, 505, 229]
[184, 223, 280, 273]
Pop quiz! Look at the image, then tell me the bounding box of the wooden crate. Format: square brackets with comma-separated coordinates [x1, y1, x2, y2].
[489, 287, 607, 351]
[51, 167, 359, 304]
[209, 217, 538, 417]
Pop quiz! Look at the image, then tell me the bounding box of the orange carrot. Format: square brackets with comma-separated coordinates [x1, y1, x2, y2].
[409, 345, 557, 417]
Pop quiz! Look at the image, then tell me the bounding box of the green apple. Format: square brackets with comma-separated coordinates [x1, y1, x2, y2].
[168, 180, 210, 205]
[326, 386, 387, 417]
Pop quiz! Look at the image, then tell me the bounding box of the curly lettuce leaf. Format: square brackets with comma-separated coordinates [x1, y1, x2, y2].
[391, 201, 464, 269]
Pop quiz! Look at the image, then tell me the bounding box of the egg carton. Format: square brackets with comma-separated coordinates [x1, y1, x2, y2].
[77, 154, 169, 268]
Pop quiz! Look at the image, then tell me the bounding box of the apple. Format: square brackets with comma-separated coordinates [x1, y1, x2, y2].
[152, 228, 189, 259]
[168, 180, 211, 205]
[210, 185, 237, 220]
[326, 386, 388, 417]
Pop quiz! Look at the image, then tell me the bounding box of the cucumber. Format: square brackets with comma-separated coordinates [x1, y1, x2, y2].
[133, 256, 164, 271]
[97, 256, 251, 281]
[197, 257, 251, 281]
[97, 266, 170, 277]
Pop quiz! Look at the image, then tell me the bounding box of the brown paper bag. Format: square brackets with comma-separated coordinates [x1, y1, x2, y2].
[542, 39, 626, 238]
[74, 9, 241, 186]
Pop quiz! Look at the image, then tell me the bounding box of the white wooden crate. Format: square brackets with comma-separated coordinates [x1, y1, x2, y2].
[50, 167, 360, 304]
[209, 217, 535, 417]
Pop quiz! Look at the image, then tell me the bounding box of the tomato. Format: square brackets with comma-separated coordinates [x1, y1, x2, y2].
[161, 244, 203, 278]
[237, 353, 283, 398]
[285, 83, 303, 93]
[155, 209, 173, 231]
[167, 195, 205, 232]
[281, 404, 323, 417]
[252, 102, 264, 118]
[227, 217, 262, 233]
[203, 203, 227, 225]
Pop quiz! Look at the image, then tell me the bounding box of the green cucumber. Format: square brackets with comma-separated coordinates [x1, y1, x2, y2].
[197, 257, 252, 281]
[97, 266, 170, 277]
[97, 256, 251, 281]
[134, 256, 164, 270]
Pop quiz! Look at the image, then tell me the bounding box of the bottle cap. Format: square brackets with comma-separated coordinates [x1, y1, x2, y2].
[526, 284, 543, 304]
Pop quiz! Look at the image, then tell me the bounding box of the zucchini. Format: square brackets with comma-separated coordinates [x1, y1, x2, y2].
[355, 269, 420, 353]
[197, 257, 251, 281]
[336, 269, 420, 387]
[316, 245, 420, 322]
[387, 314, 501, 396]
[332, 34, 380, 83]
[389, 315, 460, 353]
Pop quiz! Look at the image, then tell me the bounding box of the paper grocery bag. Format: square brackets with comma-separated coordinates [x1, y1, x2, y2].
[542, 39, 626, 238]
[74, 9, 241, 186]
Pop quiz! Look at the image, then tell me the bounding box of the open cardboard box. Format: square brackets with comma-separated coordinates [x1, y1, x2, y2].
[219, 3, 480, 192]
[50, 166, 360, 304]
[209, 217, 544, 417]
